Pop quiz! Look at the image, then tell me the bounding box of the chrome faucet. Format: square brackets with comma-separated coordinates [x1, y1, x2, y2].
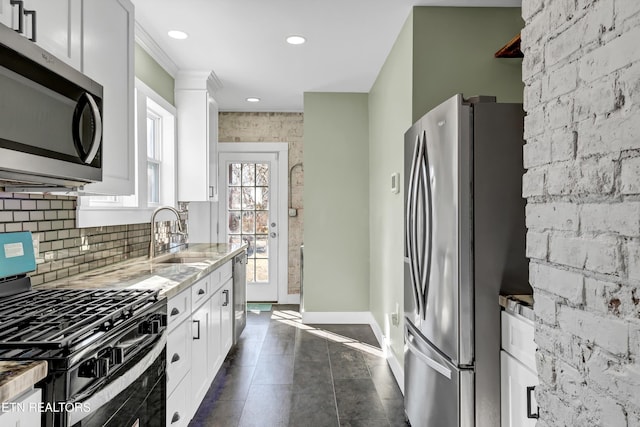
[149, 206, 184, 259]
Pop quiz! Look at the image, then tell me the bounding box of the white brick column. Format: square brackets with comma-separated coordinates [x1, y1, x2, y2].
[521, 0, 640, 425]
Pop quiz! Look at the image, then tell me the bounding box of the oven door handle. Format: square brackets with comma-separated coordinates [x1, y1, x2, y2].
[67, 332, 166, 426]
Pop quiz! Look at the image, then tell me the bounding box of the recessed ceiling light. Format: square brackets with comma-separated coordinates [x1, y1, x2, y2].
[286, 35, 306, 45]
[168, 30, 188, 40]
[246, 97, 261, 103]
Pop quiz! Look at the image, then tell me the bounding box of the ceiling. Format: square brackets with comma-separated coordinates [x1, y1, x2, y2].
[131, 0, 520, 112]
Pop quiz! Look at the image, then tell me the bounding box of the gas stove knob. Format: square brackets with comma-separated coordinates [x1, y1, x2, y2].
[141, 319, 162, 334]
[78, 357, 109, 378]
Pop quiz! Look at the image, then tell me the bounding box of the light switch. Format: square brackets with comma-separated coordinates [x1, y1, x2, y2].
[390, 172, 400, 194]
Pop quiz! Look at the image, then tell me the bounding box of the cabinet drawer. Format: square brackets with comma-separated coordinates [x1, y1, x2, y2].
[501, 311, 536, 372]
[167, 374, 190, 427]
[191, 276, 210, 308]
[211, 261, 233, 291]
[167, 320, 191, 395]
[168, 288, 191, 330]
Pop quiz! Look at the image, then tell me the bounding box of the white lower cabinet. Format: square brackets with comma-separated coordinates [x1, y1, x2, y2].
[0, 388, 42, 427]
[501, 311, 538, 427]
[165, 260, 235, 426]
[166, 374, 190, 427]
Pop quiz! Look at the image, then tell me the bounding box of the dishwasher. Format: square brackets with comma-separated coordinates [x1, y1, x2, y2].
[232, 252, 247, 344]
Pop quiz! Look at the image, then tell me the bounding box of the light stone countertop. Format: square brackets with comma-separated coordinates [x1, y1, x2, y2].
[499, 294, 534, 322]
[35, 243, 247, 299]
[0, 360, 47, 404]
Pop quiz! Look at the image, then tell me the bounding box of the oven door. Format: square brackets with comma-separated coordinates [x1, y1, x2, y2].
[67, 335, 166, 427]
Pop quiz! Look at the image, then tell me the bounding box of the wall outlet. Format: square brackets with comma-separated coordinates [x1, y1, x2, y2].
[390, 302, 400, 326]
[32, 237, 39, 259]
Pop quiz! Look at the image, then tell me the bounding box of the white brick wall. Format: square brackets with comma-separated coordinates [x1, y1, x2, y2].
[522, 0, 640, 424]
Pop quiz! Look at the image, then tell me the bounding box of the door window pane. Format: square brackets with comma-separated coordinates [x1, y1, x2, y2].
[226, 161, 271, 285]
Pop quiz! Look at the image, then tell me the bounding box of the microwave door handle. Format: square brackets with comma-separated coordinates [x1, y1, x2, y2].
[82, 93, 102, 164]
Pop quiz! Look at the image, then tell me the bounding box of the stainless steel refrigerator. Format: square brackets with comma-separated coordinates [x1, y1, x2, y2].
[403, 94, 531, 427]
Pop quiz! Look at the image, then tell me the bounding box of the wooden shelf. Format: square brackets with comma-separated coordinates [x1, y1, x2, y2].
[495, 33, 523, 58]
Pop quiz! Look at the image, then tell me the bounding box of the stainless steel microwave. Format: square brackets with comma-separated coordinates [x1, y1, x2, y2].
[0, 23, 103, 189]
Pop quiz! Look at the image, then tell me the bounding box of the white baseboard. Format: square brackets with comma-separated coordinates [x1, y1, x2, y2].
[369, 317, 404, 395]
[278, 294, 301, 305]
[302, 311, 404, 394]
[301, 311, 375, 324]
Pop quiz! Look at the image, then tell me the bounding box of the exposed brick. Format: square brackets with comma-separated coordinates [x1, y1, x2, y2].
[549, 234, 620, 275]
[522, 168, 545, 197]
[558, 305, 628, 354]
[579, 25, 640, 83]
[530, 262, 585, 303]
[581, 202, 640, 236]
[526, 202, 579, 232]
[621, 156, 640, 195]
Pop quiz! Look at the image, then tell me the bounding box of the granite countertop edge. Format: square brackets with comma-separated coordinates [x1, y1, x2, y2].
[34, 243, 247, 300]
[499, 294, 535, 322]
[0, 361, 48, 404]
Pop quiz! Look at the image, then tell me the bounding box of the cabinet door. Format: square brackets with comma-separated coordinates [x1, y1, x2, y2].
[207, 286, 222, 380]
[23, 0, 82, 69]
[207, 95, 219, 201]
[220, 278, 233, 356]
[0, 0, 17, 32]
[81, 0, 135, 195]
[167, 319, 191, 396]
[500, 351, 538, 427]
[0, 388, 42, 427]
[176, 90, 209, 202]
[191, 300, 211, 413]
[167, 374, 190, 427]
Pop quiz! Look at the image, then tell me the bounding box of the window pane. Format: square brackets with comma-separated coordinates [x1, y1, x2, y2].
[147, 163, 159, 204]
[255, 234, 268, 258]
[228, 235, 241, 247]
[256, 163, 269, 186]
[242, 211, 255, 234]
[242, 187, 255, 210]
[242, 163, 255, 186]
[228, 212, 241, 234]
[229, 187, 241, 210]
[146, 117, 155, 158]
[256, 211, 268, 234]
[255, 187, 269, 210]
[255, 259, 268, 282]
[246, 258, 255, 283]
[228, 163, 241, 186]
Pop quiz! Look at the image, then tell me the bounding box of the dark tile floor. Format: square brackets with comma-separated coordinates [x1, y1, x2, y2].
[189, 305, 408, 427]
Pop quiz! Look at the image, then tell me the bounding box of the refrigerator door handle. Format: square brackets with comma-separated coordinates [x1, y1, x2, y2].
[406, 134, 422, 316]
[406, 330, 452, 379]
[412, 134, 426, 317]
[419, 132, 433, 318]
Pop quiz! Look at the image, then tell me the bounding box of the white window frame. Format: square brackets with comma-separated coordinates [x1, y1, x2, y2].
[76, 78, 177, 227]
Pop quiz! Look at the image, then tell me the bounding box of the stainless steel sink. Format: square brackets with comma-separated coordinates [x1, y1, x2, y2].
[157, 257, 210, 264]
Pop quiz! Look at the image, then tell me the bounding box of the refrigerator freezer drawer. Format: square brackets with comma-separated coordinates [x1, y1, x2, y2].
[405, 322, 474, 427]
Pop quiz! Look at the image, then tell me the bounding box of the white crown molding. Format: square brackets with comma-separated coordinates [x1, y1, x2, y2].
[175, 70, 223, 93]
[134, 21, 179, 77]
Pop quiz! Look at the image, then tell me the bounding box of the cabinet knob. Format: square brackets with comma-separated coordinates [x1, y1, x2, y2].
[170, 307, 180, 316]
[171, 412, 180, 424]
[198, 288, 205, 295]
[171, 353, 180, 363]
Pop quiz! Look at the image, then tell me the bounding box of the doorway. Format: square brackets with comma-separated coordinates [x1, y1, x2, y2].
[218, 143, 288, 302]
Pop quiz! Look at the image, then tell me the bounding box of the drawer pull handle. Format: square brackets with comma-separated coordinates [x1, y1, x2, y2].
[222, 289, 229, 306]
[170, 307, 180, 316]
[193, 319, 201, 340]
[198, 288, 205, 295]
[526, 386, 539, 419]
[171, 412, 180, 423]
[171, 353, 180, 363]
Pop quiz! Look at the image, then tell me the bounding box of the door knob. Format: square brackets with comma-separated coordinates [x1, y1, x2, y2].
[270, 232, 277, 238]
[271, 222, 276, 227]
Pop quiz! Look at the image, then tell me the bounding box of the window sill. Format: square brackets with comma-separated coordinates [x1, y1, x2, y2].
[76, 206, 155, 228]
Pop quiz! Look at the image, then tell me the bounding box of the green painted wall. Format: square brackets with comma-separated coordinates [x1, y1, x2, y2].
[368, 13, 413, 365]
[135, 43, 175, 105]
[412, 7, 523, 121]
[303, 93, 370, 312]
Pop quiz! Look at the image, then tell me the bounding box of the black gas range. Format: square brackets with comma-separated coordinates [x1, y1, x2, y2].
[0, 232, 166, 427]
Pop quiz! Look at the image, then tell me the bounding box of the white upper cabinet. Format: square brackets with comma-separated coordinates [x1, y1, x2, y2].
[175, 71, 221, 202]
[81, 0, 135, 195]
[0, 0, 82, 69]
